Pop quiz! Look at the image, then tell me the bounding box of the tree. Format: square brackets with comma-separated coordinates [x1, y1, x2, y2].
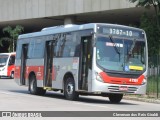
[140, 13, 160, 55]
[129, 0, 160, 27]
[129, 0, 160, 55]
[0, 25, 24, 52]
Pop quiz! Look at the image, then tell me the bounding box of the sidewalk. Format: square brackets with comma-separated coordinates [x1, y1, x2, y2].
[124, 95, 160, 104]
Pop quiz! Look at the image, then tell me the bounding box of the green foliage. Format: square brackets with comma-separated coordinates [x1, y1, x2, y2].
[0, 25, 24, 52]
[129, 0, 160, 26]
[147, 75, 160, 98]
[129, 0, 160, 55]
[140, 13, 160, 55]
[129, 0, 160, 8]
[3, 25, 24, 40]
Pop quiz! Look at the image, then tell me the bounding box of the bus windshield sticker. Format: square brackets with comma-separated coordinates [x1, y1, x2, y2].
[106, 42, 123, 47]
[125, 66, 130, 71]
[129, 65, 143, 71]
[72, 58, 79, 69]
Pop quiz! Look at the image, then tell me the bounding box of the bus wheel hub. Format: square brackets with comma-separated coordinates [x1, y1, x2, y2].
[67, 83, 73, 94]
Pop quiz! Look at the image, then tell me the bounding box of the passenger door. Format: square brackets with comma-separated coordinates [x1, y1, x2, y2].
[79, 36, 92, 90]
[44, 41, 55, 87]
[20, 44, 28, 85]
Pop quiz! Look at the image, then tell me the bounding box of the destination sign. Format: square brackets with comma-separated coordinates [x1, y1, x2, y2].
[97, 25, 145, 38]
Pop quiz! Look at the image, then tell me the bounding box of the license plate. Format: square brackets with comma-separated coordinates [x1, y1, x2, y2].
[119, 86, 128, 91]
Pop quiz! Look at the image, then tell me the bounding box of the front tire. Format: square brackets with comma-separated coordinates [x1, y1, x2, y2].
[29, 75, 46, 95]
[109, 94, 123, 103]
[64, 77, 79, 100]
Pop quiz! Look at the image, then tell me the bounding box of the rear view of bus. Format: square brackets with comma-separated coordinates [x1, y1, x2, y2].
[0, 53, 16, 79]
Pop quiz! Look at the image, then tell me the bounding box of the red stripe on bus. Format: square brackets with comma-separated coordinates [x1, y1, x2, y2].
[7, 65, 15, 76]
[14, 66, 55, 81]
[99, 72, 144, 85]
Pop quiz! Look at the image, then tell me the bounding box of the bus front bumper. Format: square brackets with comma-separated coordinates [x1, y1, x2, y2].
[91, 80, 147, 95]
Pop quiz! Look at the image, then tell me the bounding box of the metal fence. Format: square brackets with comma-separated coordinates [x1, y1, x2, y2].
[147, 55, 160, 98]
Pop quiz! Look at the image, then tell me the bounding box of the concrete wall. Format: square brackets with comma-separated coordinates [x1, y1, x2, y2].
[0, 0, 135, 22]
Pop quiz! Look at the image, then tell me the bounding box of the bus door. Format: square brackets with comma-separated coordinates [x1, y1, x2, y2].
[44, 41, 54, 87]
[79, 36, 92, 90]
[20, 44, 28, 85]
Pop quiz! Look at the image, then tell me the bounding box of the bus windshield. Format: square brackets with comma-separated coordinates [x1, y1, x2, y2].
[96, 35, 146, 73]
[0, 55, 9, 67]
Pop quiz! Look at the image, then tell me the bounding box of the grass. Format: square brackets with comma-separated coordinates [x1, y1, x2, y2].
[146, 76, 160, 98]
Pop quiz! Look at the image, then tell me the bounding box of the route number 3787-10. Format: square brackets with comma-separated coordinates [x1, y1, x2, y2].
[110, 28, 133, 37]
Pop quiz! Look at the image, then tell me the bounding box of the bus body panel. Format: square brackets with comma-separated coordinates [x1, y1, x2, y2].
[15, 57, 80, 90]
[7, 64, 15, 76]
[15, 23, 148, 96]
[91, 65, 147, 94]
[92, 80, 147, 94]
[91, 46, 147, 94]
[91, 66, 147, 94]
[52, 57, 79, 90]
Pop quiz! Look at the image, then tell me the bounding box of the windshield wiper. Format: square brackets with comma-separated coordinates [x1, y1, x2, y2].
[128, 39, 136, 55]
[109, 35, 120, 54]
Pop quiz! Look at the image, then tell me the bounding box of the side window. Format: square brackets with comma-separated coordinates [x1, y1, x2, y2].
[28, 41, 34, 58]
[9, 56, 15, 65]
[53, 32, 90, 58]
[28, 39, 44, 58]
[54, 32, 80, 57]
[62, 33, 72, 57]
[67, 33, 78, 57]
[54, 34, 65, 57]
[33, 40, 44, 58]
[73, 32, 81, 57]
[16, 42, 22, 59]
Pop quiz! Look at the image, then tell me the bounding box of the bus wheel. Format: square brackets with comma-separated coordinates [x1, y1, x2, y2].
[109, 94, 123, 103]
[29, 75, 46, 95]
[10, 72, 14, 79]
[64, 77, 79, 100]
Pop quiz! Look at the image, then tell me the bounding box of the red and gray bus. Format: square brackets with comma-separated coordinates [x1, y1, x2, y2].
[14, 23, 148, 103]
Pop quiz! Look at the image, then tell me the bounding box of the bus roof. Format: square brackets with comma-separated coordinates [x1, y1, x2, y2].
[18, 23, 144, 39]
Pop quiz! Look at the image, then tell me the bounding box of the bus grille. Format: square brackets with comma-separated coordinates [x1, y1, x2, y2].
[108, 86, 138, 93]
[107, 72, 140, 78]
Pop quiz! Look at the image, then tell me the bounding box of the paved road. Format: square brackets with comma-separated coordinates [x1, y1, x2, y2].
[0, 78, 159, 120]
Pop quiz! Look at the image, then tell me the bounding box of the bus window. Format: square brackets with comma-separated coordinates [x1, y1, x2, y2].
[9, 56, 15, 66]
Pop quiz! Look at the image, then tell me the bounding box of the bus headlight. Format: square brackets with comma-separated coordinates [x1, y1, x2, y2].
[95, 72, 104, 82]
[141, 78, 147, 85]
[0, 68, 5, 71]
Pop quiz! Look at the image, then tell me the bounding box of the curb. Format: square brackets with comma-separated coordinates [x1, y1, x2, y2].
[123, 96, 160, 104]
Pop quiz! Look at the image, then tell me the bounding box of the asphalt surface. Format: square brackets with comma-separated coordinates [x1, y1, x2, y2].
[0, 78, 159, 120]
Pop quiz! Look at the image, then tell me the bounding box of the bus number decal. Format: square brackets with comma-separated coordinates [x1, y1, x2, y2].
[129, 78, 138, 83]
[109, 28, 133, 37]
